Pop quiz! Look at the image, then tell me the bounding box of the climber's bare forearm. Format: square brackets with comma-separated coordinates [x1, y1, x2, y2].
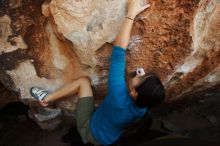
[114, 18, 134, 49]
[114, 0, 150, 49]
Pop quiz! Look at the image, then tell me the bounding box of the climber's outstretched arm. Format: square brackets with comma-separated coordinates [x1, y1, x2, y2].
[114, 0, 150, 49]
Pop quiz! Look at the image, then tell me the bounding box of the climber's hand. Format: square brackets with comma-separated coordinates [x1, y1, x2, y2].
[127, 0, 150, 19]
[39, 100, 49, 107]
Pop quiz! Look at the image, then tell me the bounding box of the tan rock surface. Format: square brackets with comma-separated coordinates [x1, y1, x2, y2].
[43, 0, 127, 67]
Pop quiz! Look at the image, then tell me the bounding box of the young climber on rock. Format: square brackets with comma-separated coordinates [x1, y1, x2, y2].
[30, 0, 165, 145]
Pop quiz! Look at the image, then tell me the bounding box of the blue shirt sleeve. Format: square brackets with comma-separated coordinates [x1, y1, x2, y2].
[106, 46, 130, 107]
[108, 46, 126, 91]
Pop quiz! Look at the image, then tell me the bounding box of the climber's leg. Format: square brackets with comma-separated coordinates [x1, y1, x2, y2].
[30, 77, 93, 106]
[44, 77, 93, 103]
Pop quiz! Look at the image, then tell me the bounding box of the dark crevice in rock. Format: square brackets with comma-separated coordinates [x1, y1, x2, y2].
[0, 69, 16, 91]
[0, 0, 9, 16]
[0, 49, 31, 71]
[0, 80, 19, 108]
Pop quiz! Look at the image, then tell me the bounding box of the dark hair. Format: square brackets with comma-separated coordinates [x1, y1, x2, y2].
[135, 74, 165, 109]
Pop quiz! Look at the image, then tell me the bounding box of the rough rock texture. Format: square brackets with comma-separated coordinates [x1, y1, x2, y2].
[42, 0, 127, 67]
[0, 0, 220, 129]
[166, 0, 220, 101]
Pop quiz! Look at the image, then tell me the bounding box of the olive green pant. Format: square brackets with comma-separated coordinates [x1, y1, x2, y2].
[76, 96, 100, 145]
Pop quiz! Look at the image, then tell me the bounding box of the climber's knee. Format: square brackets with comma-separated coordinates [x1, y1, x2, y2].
[78, 77, 93, 98]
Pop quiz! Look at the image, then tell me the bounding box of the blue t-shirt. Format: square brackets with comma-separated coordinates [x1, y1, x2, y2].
[90, 46, 147, 145]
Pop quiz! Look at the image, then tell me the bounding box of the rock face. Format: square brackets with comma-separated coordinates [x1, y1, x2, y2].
[43, 0, 127, 67]
[166, 0, 220, 100]
[0, 0, 220, 129]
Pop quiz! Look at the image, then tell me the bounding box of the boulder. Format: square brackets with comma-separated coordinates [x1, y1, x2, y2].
[0, 0, 220, 129]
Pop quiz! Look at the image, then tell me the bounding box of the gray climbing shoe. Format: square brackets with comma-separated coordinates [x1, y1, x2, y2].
[30, 87, 48, 101]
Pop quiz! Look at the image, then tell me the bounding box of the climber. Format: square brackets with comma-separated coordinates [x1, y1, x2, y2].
[30, 0, 165, 145]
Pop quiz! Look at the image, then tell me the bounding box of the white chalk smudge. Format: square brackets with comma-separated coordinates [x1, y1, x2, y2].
[128, 35, 142, 50]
